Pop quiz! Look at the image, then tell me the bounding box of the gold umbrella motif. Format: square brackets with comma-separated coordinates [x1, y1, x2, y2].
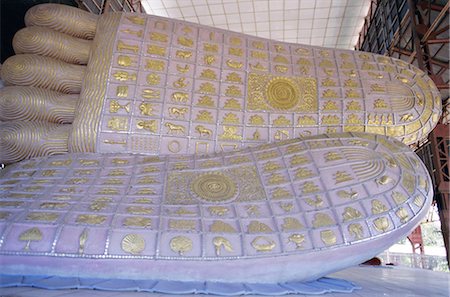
[19, 227, 42, 251]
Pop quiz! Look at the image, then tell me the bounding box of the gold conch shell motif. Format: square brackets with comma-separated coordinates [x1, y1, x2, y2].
[170, 236, 193, 255]
[121, 233, 145, 255]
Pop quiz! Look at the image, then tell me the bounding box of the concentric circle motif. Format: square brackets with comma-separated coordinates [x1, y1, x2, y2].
[190, 173, 237, 203]
[266, 77, 299, 110]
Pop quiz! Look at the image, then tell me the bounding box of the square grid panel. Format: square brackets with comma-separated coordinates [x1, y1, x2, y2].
[141, 0, 371, 49]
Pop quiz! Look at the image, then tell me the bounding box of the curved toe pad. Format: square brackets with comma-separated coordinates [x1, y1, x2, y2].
[0, 133, 433, 284]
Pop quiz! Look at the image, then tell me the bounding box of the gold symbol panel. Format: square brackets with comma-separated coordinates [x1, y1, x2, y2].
[248, 73, 317, 112]
[165, 166, 266, 205]
[191, 173, 237, 203]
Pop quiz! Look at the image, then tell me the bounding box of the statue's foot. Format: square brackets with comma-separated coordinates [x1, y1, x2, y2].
[1, 4, 442, 164]
[1, 4, 97, 164]
[0, 133, 433, 284]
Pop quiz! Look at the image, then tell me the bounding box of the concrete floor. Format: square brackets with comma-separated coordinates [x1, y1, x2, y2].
[0, 265, 449, 297]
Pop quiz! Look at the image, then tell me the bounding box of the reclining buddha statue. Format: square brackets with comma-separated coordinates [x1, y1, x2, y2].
[0, 3, 442, 295]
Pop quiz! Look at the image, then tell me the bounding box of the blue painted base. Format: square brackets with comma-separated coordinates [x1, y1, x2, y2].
[0, 274, 360, 295]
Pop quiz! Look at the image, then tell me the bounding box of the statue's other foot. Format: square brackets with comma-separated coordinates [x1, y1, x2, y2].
[0, 133, 433, 284]
[1, 4, 442, 164]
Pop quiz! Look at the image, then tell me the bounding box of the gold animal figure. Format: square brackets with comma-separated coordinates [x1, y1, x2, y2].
[137, 120, 157, 132]
[195, 125, 212, 138]
[171, 92, 189, 103]
[168, 107, 188, 118]
[165, 122, 185, 135]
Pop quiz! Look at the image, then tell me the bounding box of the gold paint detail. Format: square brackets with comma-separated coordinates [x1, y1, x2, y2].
[374, 217, 390, 233]
[251, 236, 276, 252]
[266, 77, 298, 110]
[396, 208, 410, 223]
[78, 228, 88, 254]
[247, 221, 273, 233]
[170, 236, 193, 255]
[305, 195, 323, 207]
[26, 212, 59, 221]
[226, 59, 243, 69]
[282, 217, 304, 231]
[123, 217, 152, 228]
[348, 224, 364, 240]
[146, 59, 165, 71]
[248, 73, 317, 112]
[288, 234, 305, 249]
[196, 95, 215, 107]
[392, 191, 407, 205]
[342, 207, 362, 222]
[337, 190, 358, 200]
[219, 126, 242, 141]
[402, 173, 415, 194]
[146, 73, 160, 85]
[249, 115, 265, 125]
[208, 206, 229, 216]
[19, 227, 43, 251]
[213, 237, 233, 256]
[320, 230, 337, 245]
[169, 219, 196, 231]
[271, 188, 292, 200]
[223, 99, 241, 109]
[376, 175, 393, 185]
[225, 85, 242, 97]
[301, 182, 319, 194]
[121, 234, 145, 255]
[117, 40, 139, 53]
[414, 196, 424, 207]
[126, 206, 153, 215]
[371, 200, 388, 215]
[40, 202, 68, 209]
[150, 32, 168, 42]
[334, 171, 353, 183]
[312, 213, 335, 228]
[210, 220, 237, 233]
[295, 168, 314, 180]
[190, 173, 237, 202]
[76, 214, 107, 225]
[290, 155, 310, 166]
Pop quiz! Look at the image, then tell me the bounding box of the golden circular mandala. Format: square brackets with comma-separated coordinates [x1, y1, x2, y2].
[191, 173, 237, 203]
[266, 77, 299, 110]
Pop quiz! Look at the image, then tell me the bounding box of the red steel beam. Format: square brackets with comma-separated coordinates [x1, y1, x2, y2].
[429, 124, 450, 267]
[391, 47, 449, 69]
[427, 38, 450, 44]
[421, 2, 450, 43]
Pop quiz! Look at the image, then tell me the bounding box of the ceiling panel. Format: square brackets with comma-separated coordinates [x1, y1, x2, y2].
[141, 0, 371, 49]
